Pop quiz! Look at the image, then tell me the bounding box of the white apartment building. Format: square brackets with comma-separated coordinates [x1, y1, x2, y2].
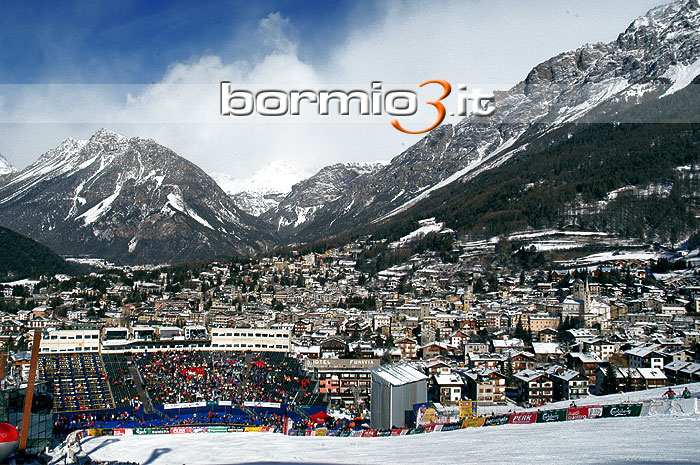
[210, 327, 291, 352]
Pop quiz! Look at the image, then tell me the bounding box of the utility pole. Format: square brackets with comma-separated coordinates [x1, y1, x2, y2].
[18, 330, 41, 455]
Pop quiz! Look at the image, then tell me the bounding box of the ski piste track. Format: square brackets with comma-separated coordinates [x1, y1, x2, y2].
[56, 393, 700, 465]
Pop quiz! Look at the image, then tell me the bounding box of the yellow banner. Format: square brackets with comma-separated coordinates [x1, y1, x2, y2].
[461, 417, 485, 428]
[459, 401, 478, 419]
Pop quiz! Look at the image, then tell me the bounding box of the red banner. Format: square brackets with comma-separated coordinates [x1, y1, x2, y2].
[566, 407, 589, 421]
[508, 412, 537, 424]
[170, 427, 191, 434]
[390, 429, 403, 436]
[179, 367, 205, 377]
[361, 430, 377, 437]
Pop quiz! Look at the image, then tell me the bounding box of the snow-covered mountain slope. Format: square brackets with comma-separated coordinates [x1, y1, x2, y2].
[264, 0, 700, 243]
[0, 153, 16, 178]
[0, 129, 275, 264]
[213, 161, 307, 217]
[261, 162, 384, 237]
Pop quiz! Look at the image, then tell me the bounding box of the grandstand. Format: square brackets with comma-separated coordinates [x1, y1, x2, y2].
[130, 350, 322, 410]
[38, 353, 115, 412]
[38, 349, 327, 436]
[102, 353, 140, 408]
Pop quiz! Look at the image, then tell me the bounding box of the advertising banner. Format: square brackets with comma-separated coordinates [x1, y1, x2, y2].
[151, 428, 170, 435]
[602, 404, 642, 418]
[243, 401, 282, 409]
[163, 401, 207, 409]
[376, 430, 391, 437]
[566, 407, 589, 421]
[390, 429, 403, 436]
[459, 401, 478, 419]
[423, 425, 435, 433]
[351, 431, 363, 437]
[483, 414, 510, 427]
[414, 403, 436, 426]
[361, 429, 377, 437]
[537, 409, 567, 423]
[191, 427, 207, 433]
[508, 412, 537, 424]
[461, 417, 486, 428]
[440, 423, 462, 432]
[170, 427, 191, 434]
[588, 406, 603, 419]
[314, 428, 327, 436]
[207, 426, 228, 433]
[133, 428, 151, 435]
[112, 429, 132, 436]
[87, 429, 102, 437]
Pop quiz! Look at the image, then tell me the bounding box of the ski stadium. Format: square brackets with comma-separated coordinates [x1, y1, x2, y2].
[25, 347, 700, 465]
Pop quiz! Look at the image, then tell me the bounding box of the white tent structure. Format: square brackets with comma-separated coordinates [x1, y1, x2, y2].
[370, 362, 428, 429]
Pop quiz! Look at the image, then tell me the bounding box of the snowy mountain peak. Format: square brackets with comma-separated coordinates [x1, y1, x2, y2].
[218, 160, 306, 196]
[214, 160, 307, 217]
[0, 154, 16, 176]
[0, 131, 275, 264]
[90, 127, 127, 142]
[256, 0, 700, 242]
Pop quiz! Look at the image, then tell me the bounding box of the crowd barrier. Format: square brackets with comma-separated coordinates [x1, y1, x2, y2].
[287, 402, 646, 437]
[78, 399, 699, 441]
[84, 425, 279, 437]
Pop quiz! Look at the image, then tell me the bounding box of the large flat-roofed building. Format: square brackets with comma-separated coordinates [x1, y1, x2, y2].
[305, 358, 379, 410]
[370, 362, 428, 430]
[210, 327, 291, 352]
[39, 329, 101, 353]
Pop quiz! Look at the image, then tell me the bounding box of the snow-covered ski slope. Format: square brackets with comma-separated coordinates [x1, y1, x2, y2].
[79, 414, 700, 465]
[71, 385, 700, 465]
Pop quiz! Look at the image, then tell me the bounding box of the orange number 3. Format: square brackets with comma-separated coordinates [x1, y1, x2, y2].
[392, 80, 452, 134]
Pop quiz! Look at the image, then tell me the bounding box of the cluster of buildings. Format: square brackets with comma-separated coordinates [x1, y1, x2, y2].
[0, 237, 699, 414]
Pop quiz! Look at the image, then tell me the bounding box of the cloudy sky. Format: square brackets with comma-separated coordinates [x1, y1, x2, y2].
[0, 0, 669, 180]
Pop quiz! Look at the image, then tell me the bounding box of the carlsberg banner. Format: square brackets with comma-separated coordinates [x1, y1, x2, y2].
[536, 409, 567, 423]
[602, 404, 643, 418]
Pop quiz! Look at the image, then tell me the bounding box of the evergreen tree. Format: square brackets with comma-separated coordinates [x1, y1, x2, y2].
[514, 318, 527, 340]
[601, 365, 618, 395]
[504, 360, 515, 387]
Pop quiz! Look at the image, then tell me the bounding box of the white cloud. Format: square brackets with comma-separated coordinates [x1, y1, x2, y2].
[0, 1, 668, 181]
